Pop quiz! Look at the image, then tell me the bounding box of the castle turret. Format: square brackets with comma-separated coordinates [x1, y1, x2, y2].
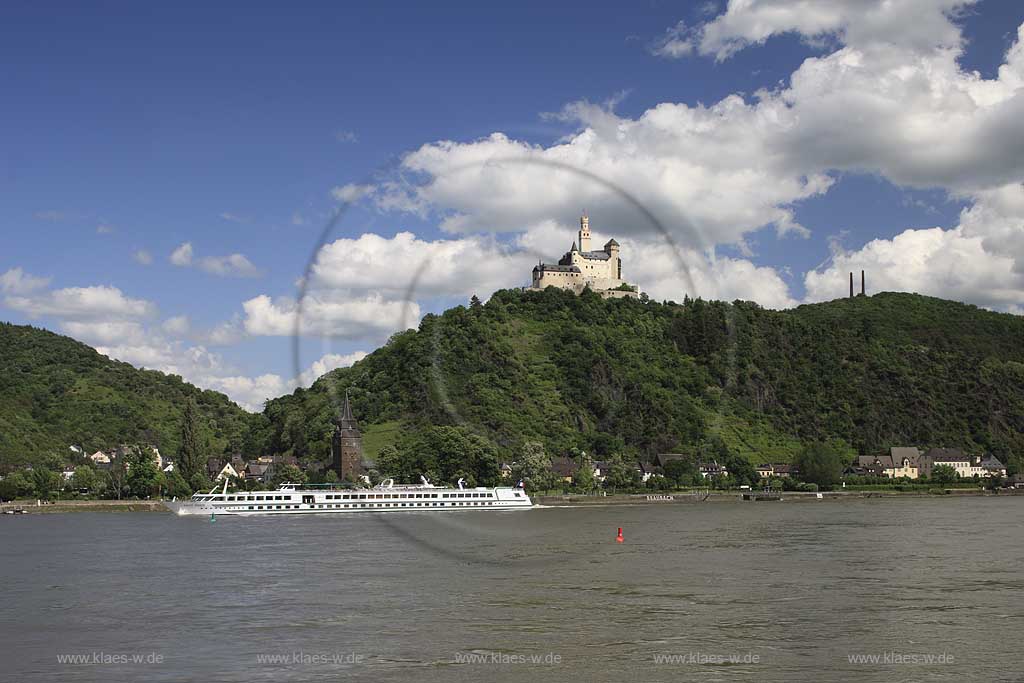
[578, 213, 591, 253]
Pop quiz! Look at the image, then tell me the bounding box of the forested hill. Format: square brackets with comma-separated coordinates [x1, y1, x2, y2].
[0, 322, 260, 468]
[256, 289, 1024, 474]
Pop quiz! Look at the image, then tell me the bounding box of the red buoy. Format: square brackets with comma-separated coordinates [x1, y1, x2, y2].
[616, 527, 624, 543]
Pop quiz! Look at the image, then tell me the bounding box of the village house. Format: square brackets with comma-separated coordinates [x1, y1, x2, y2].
[847, 447, 1006, 480]
[698, 461, 729, 478]
[918, 448, 1005, 478]
[244, 462, 270, 482]
[214, 461, 240, 481]
[918, 448, 970, 478]
[654, 453, 729, 480]
[206, 457, 225, 480]
[88, 450, 111, 467]
[977, 455, 1007, 477]
[756, 463, 797, 479]
[545, 456, 615, 484]
[550, 456, 579, 483]
[887, 447, 921, 478]
[852, 447, 922, 479]
[653, 453, 684, 471]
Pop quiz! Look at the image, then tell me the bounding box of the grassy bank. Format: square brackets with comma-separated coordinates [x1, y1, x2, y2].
[0, 499, 169, 513]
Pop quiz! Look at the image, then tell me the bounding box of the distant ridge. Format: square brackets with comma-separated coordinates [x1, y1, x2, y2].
[0, 322, 262, 468]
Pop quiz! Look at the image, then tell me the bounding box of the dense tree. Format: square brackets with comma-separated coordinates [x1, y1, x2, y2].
[603, 453, 640, 489]
[663, 459, 699, 486]
[126, 449, 160, 498]
[722, 453, 758, 487]
[31, 468, 61, 499]
[375, 426, 500, 486]
[0, 471, 33, 500]
[188, 471, 212, 494]
[270, 464, 307, 488]
[163, 469, 192, 498]
[71, 465, 98, 494]
[176, 398, 204, 484]
[574, 451, 596, 491]
[512, 442, 560, 492]
[793, 442, 846, 489]
[106, 463, 128, 500]
[931, 464, 959, 486]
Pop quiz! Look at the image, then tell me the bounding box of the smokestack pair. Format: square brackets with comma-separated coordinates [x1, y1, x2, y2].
[849, 271, 865, 298]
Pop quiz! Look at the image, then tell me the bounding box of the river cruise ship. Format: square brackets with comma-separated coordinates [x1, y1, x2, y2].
[165, 478, 532, 516]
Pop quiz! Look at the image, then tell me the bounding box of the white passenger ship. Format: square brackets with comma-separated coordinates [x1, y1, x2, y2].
[165, 477, 532, 516]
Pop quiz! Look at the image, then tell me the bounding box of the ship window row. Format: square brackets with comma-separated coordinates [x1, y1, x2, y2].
[204, 492, 496, 503]
[318, 492, 494, 500]
[231, 501, 500, 511]
[308, 502, 497, 509]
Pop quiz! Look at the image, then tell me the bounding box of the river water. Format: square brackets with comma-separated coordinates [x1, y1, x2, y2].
[2, 497, 1022, 682]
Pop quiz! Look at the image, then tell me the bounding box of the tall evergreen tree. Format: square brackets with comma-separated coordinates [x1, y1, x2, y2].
[177, 398, 204, 484]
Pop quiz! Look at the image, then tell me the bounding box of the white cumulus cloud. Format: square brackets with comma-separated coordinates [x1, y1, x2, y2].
[242, 292, 419, 340]
[170, 242, 194, 266]
[0, 267, 51, 295]
[4, 281, 156, 321]
[169, 242, 262, 277]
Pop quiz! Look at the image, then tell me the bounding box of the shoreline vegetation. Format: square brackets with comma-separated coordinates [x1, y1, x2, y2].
[3, 487, 1022, 514]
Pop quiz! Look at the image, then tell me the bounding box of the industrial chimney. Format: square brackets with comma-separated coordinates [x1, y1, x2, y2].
[861, 270, 865, 296]
[849, 272, 854, 298]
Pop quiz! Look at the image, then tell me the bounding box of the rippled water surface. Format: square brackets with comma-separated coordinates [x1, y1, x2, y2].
[2, 497, 1022, 682]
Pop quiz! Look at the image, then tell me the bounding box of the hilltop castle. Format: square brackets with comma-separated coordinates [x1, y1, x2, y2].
[529, 214, 638, 298]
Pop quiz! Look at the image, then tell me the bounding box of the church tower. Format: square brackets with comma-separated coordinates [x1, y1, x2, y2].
[331, 391, 364, 481]
[578, 212, 591, 252]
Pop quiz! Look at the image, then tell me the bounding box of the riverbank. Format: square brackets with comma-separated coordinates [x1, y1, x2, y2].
[3, 487, 1021, 513]
[537, 487, 1024, 506]
[0, 500, 170, 514]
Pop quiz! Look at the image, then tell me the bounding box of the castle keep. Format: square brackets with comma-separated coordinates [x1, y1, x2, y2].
[529, 214, 638, 298]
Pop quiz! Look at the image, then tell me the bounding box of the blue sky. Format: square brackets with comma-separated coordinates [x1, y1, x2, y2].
[3, 1, 1024, 409]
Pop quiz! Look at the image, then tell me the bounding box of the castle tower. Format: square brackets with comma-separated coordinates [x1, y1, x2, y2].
[604, 239, 621, 280]
[578, 213, 591, 253]
[331, 391, 363, 481]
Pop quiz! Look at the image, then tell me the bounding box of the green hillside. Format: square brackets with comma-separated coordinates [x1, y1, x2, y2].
[0, 322, 263, 468]
[254, 289, 1024, 475]
[4, 290, 1022, 477]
